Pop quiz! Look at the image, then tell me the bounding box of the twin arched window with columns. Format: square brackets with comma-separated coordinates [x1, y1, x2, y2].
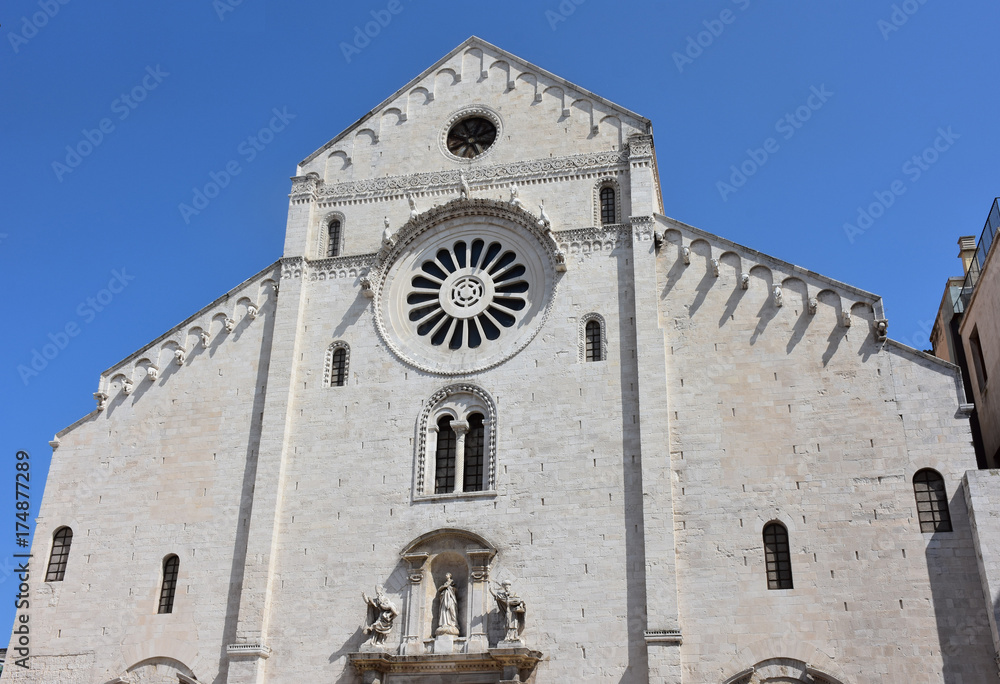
[417, 385, 496, 499]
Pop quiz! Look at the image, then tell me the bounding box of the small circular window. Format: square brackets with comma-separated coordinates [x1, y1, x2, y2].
[446, 117, 497, 159]
[407, 239, 528, 350]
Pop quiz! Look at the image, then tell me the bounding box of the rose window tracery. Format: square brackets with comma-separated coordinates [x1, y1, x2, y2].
[406, 239, 529, 350]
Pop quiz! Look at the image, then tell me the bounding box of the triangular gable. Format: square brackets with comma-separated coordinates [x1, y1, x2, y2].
[299, 35, 651, 168]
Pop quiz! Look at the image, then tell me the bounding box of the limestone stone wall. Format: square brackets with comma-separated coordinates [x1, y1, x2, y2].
[6, 269, 279, 683]
[655, 216, 991, 683]
[259, 222, 648, 682]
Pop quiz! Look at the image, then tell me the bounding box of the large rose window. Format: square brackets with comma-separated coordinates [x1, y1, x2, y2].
[376, 202, 557, 375]
[407, 239, 529, 350]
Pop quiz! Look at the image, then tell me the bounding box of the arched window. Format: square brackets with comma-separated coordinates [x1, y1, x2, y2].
[913, 469, 952, 532]
[327, 219, 342, 257]
[585, 320, 603, 362]
[600, 186, 616, 225]
[416, 385, 497, 499]
[762, 522, 793, 590]
[463, 413, 485, 492]
[158, 555, 180, 614]
[580, 314, 607, 363]
[331, 348, 347, 386]
[434, 416, 457, 494]
[45, 527, 73, 582]
[325, 342, 350, 387]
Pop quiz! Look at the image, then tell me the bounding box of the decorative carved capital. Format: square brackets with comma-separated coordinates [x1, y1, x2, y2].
[247, 304, 259, 319]
[807, 297, 818, 315]
[94, 391, 108, 411]
[146, 365, 160, 382]
[773, 285, 783, 307]
[842, 311, 852, 328]
[122, 379, 134, 396]
[289, 174, 320, 201]
[711, 258, 720, 277]
[174, 348, 186, 365]
[627, 134, 654, 159]
[200, 331, 211, 348]
[224, 318, 236, 332]
[682, 245, 691, 265]
[740, 272, 750, 290]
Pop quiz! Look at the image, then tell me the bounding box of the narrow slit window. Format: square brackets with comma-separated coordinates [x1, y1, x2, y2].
[158, 555, 180, 614]
[913, 469, 952, 533]
[970, 326, 988, 391]
[45, 527, 73, 582]
[330, 348, 347, 387]
[327, 219, 342, 258]
[763, 522, 793, 589]
[585, 320, 603, 362]
[435, 417, 457, 494]
[463, 413, 485, 492]
[600, 187, 616, 225]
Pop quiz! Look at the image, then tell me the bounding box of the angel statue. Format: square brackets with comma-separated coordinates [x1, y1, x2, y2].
[361, 585, 399, 646]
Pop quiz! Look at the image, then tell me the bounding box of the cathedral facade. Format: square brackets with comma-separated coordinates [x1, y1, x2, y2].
[9, 38, 1000, 684]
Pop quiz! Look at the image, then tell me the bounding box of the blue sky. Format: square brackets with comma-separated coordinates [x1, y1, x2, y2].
[2, 0, 998, 638]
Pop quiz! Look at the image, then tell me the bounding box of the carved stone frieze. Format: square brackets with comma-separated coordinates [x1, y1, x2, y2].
[314, 150, 628, 202]
[627, 134, 654, 158]
[555, 225, 630, 259]
[631, 215, 655, 243]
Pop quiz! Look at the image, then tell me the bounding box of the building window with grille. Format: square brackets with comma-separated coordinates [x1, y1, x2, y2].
[434, 416, 457, 494]
[913, 469, 952, 533]
[763, 522, 793, 590]
[158, 555, 180, 614]
[600, 187, 616, 225]
[580, 314, 607, 363]
[325, 342, 350, 387]
[585, 320, 603, 362]
[463, 413, 486, 492]
[327, 219, 342, 257]
[417, 385, 496, 500]
[45, 527, 73, 582]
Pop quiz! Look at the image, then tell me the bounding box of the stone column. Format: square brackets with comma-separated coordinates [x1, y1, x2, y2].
[452, 420, 470, 493]
[401, 553, 429, 655]
[467, 549, 495, 652]
[425, 425, 439, 496]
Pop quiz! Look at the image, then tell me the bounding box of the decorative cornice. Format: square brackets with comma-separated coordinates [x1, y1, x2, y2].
[279, 254, 377, 281]
[307, 150, 628, 202]
[226, 643, 271, 659]
[644, 629, 682, 644]
[349, 648, 543, 676]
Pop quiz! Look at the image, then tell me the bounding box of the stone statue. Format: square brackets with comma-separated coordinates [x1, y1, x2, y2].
[122, 380, 134, 396]
[407, 192, 418, 219]
[247, 304, 259, 319]
[681, 245, 691, 265]
[174, 348, 186, 365]
[740, 272, 750, 290]
[361, 585, 398, 646]
[537, 201, 551, 229]
[224, 317, 236, 332]
[711, 258, 720, 277]
[490, 580, 526, 643]
[509, 183, 523, 209]
[807, 297, 818, 315]
[382, 217, 395, 249]
[435, 573, 460, 636]
[200, 331, 211, 348]
[772, 285, 783, 307]
[459, 171, 471, 199]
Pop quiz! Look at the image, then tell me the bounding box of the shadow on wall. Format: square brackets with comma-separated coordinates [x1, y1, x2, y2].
[928, 487, 995, 680]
